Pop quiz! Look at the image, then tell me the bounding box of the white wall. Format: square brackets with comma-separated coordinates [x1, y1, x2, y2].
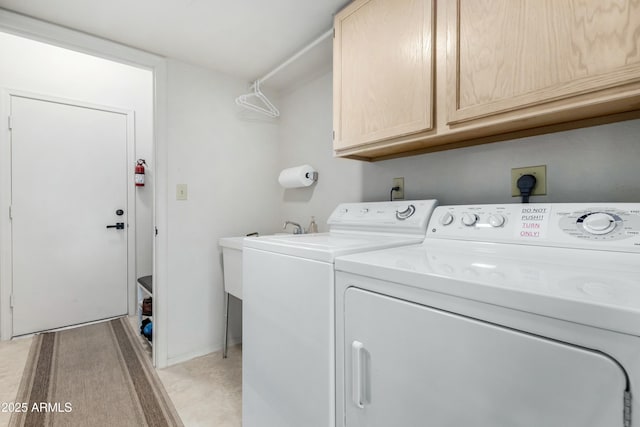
[277, 72, 363, 231]
[165, 59, 281, 363]
[0, 32, 154, 278]
[278, 70, 640, 228]
[360, 120, 640, 204]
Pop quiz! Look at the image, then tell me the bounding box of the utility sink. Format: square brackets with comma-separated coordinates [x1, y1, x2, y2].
[219, 237, 246, 300]
[219, 233, 293, 299]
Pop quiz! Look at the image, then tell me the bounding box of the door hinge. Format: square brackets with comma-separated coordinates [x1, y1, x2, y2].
[332, 130, 335, 140]
[9, 293, 14, 308]
[8, 206, 12, 221]
[624, 390, 632, 427]
[333, 27, 335, 38]
[155, 226, 158, 236]
[7, 116, 11, 131]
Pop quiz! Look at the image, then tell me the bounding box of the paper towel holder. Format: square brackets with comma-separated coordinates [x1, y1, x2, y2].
[278, 164, 319, 188]
[307, 171, 318, 182]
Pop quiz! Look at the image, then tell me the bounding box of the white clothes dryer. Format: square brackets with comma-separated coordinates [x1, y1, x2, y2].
[335, 203, 640, 427]
[242, 200, 438, 427]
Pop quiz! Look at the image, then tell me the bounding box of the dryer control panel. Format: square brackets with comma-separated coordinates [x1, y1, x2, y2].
[328, 200, 438, 236]
[427, 203, 640, 252]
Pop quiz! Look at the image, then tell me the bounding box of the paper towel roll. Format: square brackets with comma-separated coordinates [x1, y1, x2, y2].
[278, 164, 317, 188]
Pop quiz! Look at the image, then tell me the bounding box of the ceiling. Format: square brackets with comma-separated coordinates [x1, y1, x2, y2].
[0, 0, 350, 89]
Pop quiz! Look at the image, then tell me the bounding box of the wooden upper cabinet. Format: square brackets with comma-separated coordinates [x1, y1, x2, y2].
[333, 0, 640, 160]
[333, 0, 435, 150]
[447, 0, 640, 124]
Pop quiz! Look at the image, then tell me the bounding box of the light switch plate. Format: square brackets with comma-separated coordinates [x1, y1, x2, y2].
[176, 184, 188, 200]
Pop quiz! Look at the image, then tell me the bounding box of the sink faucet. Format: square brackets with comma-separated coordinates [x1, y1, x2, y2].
[283, 221, 304, 234]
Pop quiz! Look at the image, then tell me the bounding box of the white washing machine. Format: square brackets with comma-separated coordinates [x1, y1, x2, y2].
[335, 203, 640, 427]
[242, 200, 438, 427]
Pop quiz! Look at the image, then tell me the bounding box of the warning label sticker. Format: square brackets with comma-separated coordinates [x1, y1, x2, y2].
[515, 205, 551, 239]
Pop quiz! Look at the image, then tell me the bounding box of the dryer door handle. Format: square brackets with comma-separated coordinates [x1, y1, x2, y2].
[352, 341, 368, 409]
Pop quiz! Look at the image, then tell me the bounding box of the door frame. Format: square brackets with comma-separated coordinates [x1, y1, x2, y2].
[0, 9, 169, 368]
[0, 89, 137, 338]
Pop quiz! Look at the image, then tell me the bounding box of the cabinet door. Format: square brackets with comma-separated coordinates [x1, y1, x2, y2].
[447, 0, 640, 124]
[344, 288, 627, 427]
[334, 0, 434, 150]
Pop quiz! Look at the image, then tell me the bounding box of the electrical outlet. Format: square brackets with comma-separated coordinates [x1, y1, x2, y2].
[511, 165, 547, 197]
[392, 177, 405, 200]
[176, 184, 188, 200]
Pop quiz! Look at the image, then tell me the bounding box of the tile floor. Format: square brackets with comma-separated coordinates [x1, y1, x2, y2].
[0, 318, 242, 427]
[158, 345, 242, 427]
[0, 335, 32, 427]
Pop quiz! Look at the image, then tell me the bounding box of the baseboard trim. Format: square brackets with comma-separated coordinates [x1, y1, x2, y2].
[165, 338, 242, 367]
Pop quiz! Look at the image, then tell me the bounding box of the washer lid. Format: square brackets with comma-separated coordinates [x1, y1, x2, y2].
[243, 232, 424, 263]
[335, 239, 640, 336]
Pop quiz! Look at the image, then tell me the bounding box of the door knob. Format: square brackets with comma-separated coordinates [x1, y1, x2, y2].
[106, 222, 125, 230]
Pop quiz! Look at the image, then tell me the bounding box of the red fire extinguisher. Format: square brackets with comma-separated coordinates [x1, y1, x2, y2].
[135, 159, 146, 187]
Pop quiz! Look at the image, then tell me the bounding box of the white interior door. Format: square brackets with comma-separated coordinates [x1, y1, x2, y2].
[10, 95, 129, 336]
[344, 288, 628, 427]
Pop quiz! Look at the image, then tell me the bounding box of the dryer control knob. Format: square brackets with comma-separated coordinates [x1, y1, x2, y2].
[582, 212, 616, 235]
[488, 214, 505, 228]
[439, 212, 454, 226]
[395, 205, 416, 220]
[461, 213, 478, 226]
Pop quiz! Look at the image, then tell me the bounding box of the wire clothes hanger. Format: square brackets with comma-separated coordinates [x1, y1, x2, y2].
[235, 80, 280, 118]
[235, 28, 333, 118]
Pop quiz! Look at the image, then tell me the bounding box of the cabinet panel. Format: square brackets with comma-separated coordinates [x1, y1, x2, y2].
[448, 0, 640, 124]
[334, 0, 434, 150]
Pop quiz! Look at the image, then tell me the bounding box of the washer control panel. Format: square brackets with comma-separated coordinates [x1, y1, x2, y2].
[427, 203, 640, 252]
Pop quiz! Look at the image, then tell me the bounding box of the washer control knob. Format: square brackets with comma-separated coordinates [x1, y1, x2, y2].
[439, 212, 454, 226]
[461, 213, 478, 226]
[488, 214, 505, 228]
[582, 212, 617, 235]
